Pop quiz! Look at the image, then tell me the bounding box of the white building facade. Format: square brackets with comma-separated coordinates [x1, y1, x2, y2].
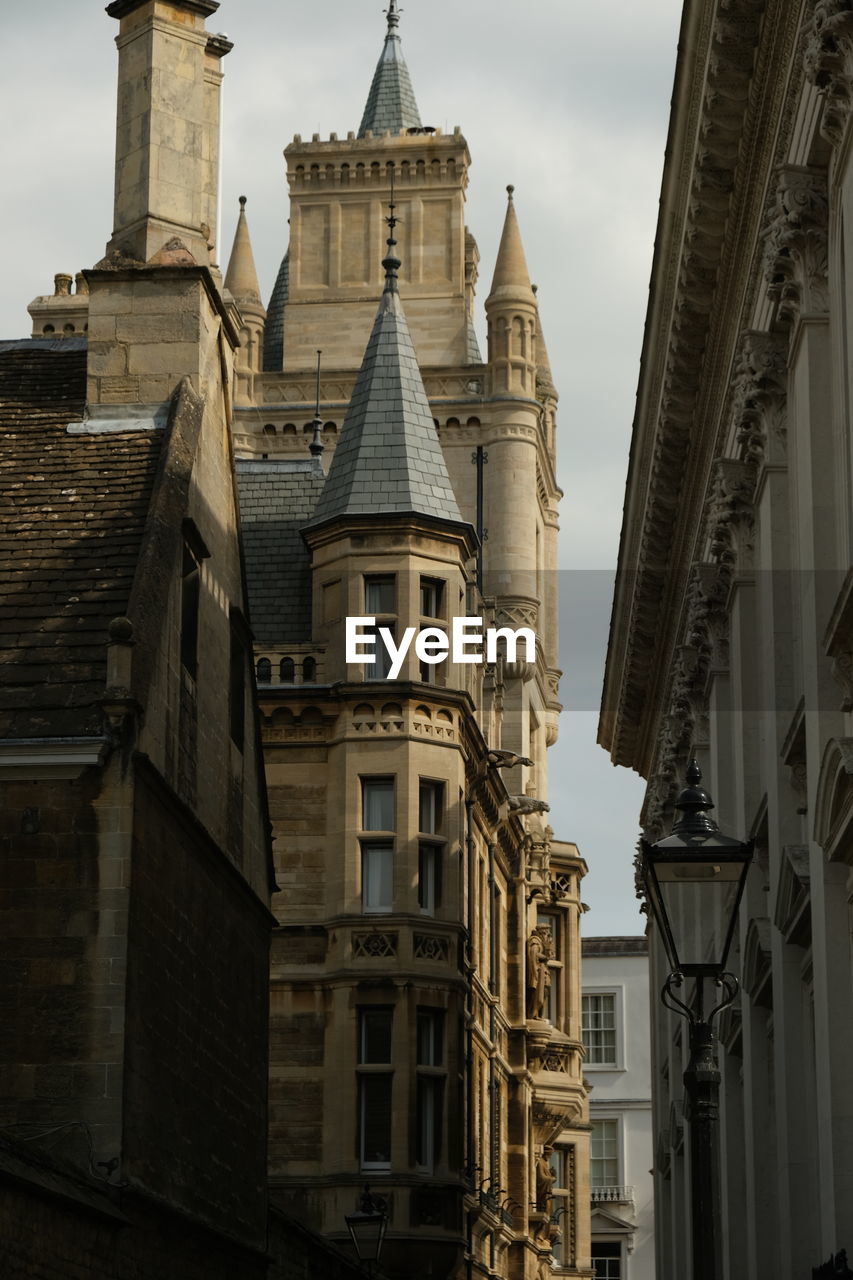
[581, 938, 655, 1280]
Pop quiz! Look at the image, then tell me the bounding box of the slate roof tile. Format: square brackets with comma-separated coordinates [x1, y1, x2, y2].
[0, 345, 164, 738]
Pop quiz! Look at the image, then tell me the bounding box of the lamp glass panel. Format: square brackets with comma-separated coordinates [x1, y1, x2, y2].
[655, 875, 740, 970]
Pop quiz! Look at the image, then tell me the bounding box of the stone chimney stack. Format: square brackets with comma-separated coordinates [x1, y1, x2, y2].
[105, 0, 232, 266]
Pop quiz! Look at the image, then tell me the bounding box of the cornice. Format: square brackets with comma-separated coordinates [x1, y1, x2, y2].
[600, 0, 806, 776]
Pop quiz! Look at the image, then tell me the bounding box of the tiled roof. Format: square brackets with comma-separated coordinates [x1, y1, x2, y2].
[358, 11, 422, 138]
[263, 250, 289, 373]
[581, 937, 648, 957]
[236, 458, 325, 645]
[0, 345, 163, 738]
[306, 277, 464, 529]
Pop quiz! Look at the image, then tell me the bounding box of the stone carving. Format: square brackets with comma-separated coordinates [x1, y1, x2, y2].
[509, 795, 550, 816]
[526, 925, 553, 1019]
[413, 933, 450, 962]
[763, 167, 829, 323]
[730, 330, 788, 468]
[534, 1146, 556, 1215]
[352, 931, 398, 958]
[705, 456, 756, 572]
[804, 1, 853, 146]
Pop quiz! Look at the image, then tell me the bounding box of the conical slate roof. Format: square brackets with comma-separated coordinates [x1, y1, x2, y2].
[358, 1, 422, 137]
[307, 252, 463, 529]
[263, 249, 289, 372]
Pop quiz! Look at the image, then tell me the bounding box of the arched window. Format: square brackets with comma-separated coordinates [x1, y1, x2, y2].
[279, 656, 295, 683]
[302, 656, 317, 683]
[256, 657, 272, 683]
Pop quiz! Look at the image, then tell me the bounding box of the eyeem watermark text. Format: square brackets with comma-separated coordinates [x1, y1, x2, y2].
[346, 617, 536, 679]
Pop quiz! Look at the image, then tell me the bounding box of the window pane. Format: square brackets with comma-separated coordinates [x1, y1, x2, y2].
[418, 843, 441, 913]
[416, 1075, 442, 1169]
[363, 779, 394, 830]
[365, 575, 395, 614]
[360, 1009, 393, 1063]
[363, 843, 393, 911]
[365, 625, 393, 679]
[419, 781, 442, 833]
[416, 1010, 443, 1065]
[583, 994, 617, 1065]
[592, 1243, 622, 1279]
[420, 577, 443, 618]
[360, 1074, 392, 1167]
[590, 1120, 619, 1187]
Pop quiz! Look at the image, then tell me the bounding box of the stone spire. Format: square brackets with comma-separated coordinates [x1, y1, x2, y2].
[358, 0, 423, 138]
[307, 212, 464, 529]
[487, 185, 537, 306]
[485, 186, 538, 397]
[225, 196, 263, 306]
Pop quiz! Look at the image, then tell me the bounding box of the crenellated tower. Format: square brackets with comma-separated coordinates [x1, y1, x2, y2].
[227, 6, 588, 1277]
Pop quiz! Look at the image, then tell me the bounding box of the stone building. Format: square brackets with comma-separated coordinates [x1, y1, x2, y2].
[600, 1, 853, 1276]
[223, 4, 591, 1277]
[3, 2, 592, 1277]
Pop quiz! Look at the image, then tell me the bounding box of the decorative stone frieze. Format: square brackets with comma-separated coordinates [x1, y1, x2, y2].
[705, 456, 757, 571]
[642, 562, 731, 837]
[763, 167, 829, 323]
[804, 0, 853, 146]
[730, 330, 788, 467]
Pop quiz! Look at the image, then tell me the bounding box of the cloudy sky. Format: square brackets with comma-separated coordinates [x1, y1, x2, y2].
[2, 0, 683, 934]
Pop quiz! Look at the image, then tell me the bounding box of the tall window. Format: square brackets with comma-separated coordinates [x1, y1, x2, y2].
[358, 1009, 393, 1169]
[364, 575, 395, 679]
[418, 780, 444, 915]
[591, 1243, 622, 1278]
[362, 778, 395, 913]
[549, 1146, 575, 1267]
[582, 993, 618, 1066]
[418, 576, 445, 683]
[590, 1119, 619, 1189]
[415, 1009, 444, 1171]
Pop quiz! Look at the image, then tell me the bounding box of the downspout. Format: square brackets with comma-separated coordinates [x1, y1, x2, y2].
[465, 798, 476, 1280]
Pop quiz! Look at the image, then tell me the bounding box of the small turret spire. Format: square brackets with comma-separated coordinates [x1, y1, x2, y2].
[382, 180, 401, 292]
[309, 350, 324, 457]
[487, 185, 536, 304]
[225, 195, 263, 306]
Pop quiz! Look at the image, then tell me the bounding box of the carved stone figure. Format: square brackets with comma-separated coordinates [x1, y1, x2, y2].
[526, 925, 553, 1019]
[535, 1145, 556, 1215]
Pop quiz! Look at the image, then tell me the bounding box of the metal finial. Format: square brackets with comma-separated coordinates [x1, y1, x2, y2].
[671, 760, 719, 837]
[239, 194, 247, 210]
[507, 184, 515, 200]
[385, 0, 401, 30]
[382, 170, 401, 290]
[309, 349, 324, 457]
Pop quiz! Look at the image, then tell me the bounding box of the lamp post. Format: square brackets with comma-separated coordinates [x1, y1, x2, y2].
[640, 761, 752, 1280]
[345, 1184, 388, 1278]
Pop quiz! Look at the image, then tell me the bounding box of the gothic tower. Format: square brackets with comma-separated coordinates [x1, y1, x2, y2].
[227, 7, 590, 1278]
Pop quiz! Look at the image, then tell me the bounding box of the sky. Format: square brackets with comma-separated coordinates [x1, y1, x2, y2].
[1, 0, 684, 934]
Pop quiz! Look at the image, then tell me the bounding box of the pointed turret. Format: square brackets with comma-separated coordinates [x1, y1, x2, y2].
[485, 186, 538, 398]
[307, 218, 465, 530]
[225, 196, 263, 307]
[224, 197, 266, 406]
[487, 185, 536, 306]
[358, 0, 423, 138]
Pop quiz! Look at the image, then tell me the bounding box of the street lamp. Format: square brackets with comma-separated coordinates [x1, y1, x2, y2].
[345, 1184, 388, 1277]
[640, 760, 752, 1280]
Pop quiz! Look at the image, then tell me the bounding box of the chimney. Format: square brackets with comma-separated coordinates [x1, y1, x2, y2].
[105, 1, 232, 266]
